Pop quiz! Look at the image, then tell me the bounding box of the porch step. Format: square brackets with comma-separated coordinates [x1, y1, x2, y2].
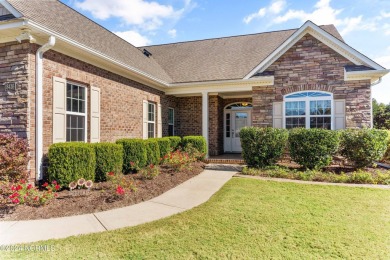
[204, 158, 245, 165]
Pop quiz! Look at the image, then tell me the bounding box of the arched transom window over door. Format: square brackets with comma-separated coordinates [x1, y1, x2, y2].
[284, 91, 333, 129]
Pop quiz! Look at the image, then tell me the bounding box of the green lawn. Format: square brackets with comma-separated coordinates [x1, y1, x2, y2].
[3, 178, 390, 259]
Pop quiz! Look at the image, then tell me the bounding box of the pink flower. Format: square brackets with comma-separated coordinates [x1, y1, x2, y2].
[16, 185, 22, 191]
[55, 184, 60, 191]
[11, 198, 20, 204]
[34, 196, 39, 201]
[52, 180, 57, 185]
[20, 179, 26, 184]
[27, 184, 33, 190]
[9, 192, 19, 199]
[43, 182, 49, 187]
[116, 186, 125, 195]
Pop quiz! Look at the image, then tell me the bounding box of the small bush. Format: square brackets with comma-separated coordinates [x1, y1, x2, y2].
[0, 134, 29, 181]
[182, 136, 207, 160]
[288, 128, 340, 170]
[116, 139, 147, 173]
[340, 129, 389, 168]
[93, 143, 124, 182]
[163, 149, 194, 172]
[382, 130, 390, 163]
[167, 136, 181, 150]
[48, 143, 96, 187]
[144, 139, 160, 165]
[240, 127, 289, 168]
[139, 164, 160, 179]
[150, 138, 171, 159]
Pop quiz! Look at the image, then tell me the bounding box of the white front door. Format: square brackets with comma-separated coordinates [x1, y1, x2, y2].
[224, 110, 251, 152]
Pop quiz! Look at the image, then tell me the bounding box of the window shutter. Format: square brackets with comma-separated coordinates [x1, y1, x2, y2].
[334, 99, 346, 130]
[143, 100, 148, 139]
[273, 102, 283, 128]
[90, 86, 101, 143]
[52, 76, 67, 143]
[157, 104, 162, 138]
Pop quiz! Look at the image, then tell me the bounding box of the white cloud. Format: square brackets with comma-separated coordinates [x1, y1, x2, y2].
[168, 29, 177, 38]
[272, 0, 372, 36]
[381, 11, 390, 18]
[115, 30, 151, 47]
[243, 0, 285, 24]
[75, 0, 192, 31]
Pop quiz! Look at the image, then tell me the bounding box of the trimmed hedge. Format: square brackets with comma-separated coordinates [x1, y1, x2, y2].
[151, 138, 171, 158]
[288, 128, 340, 170]
[340, 129, 389, 168]
[116, 139, 147, 173]
[48, 143, 96, 186]
[240, 127, 288, 168]
[167, 136, 181, 151]
[93, 143, 123, 182]
[182, 136, 207, 159]
[144, 139, 160, 165]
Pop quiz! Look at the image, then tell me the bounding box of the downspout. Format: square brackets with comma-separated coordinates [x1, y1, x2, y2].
[36, 36, 56, 181]
[370, 77, 382, 129]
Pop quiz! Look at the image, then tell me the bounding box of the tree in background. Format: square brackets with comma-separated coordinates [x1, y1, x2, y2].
[373, 99, 390, 129]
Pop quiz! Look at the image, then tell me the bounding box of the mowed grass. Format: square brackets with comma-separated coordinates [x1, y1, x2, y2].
[3, 178, 390, 259]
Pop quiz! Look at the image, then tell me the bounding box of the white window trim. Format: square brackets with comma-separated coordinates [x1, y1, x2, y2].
[283, 91, 334, 130]
[147, 102, 156, 138]
[168, 107, 174, 136]
[66, 82, 88, 142]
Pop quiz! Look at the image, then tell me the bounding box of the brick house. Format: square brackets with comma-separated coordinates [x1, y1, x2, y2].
[0, 0, 388, 182]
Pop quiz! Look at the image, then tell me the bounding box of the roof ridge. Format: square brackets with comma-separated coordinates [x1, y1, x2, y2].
[142, 24, 335, 48]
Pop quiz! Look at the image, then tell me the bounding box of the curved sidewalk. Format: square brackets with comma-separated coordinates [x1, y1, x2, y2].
[0, 166, 237, 245]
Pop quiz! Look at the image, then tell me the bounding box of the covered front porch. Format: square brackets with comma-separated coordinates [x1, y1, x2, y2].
[165, 77, 274, 157]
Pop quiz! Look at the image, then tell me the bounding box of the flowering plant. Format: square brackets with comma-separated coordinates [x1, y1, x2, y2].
[129, 160, 141, 172]
[139, 164, 160, 180]
[8, 180, 60, 206]
[163, 149, 195, 172]
[106, 171, 137, 198]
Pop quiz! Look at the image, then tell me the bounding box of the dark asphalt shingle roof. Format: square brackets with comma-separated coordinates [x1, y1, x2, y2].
[7, 0, 346, 84]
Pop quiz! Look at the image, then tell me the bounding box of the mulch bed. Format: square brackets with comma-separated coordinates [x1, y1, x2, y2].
[0, 162, 205, 221]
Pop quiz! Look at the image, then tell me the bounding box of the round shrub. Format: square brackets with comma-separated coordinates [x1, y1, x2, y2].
[182, 136, 207, 159]
[144, 139, 160, 165]
[48, 143, 96, 187]
[240, 127, 288, 168]
[167, 136, 181, 151]
[0, 134, 29, 181]
[150, 138, 171, 158]
[340, 129, 389, 168]
[288, 128, 340, 170]
[93, 143, 124, 182]
[116, 139, 147, 173]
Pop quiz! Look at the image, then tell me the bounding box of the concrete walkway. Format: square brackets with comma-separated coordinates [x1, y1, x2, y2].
[0, 166, 237, 245]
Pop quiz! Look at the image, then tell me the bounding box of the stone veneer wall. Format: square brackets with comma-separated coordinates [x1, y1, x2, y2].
[252, 34, 371, 128]
[0, 41, 30, 138]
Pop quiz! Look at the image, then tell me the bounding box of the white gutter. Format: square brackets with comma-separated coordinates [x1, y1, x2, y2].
[36, 36, 55, 181]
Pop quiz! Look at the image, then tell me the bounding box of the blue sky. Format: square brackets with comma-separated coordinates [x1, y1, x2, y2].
[63, 0, 390, 104]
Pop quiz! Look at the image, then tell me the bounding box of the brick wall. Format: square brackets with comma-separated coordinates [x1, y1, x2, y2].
[27, 44, 177, 180]
[252, 34, 372, 128]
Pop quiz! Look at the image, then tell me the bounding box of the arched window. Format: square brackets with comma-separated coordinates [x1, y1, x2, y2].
[225, 102, 252, 110]
[283, 91, 333, 129]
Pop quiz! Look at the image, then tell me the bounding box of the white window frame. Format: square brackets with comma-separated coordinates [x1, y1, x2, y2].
[283, 91, 334, 130]
[147, 102, 156, 138]
[66, 82, 88, 142]
[168, 107, 174, 136]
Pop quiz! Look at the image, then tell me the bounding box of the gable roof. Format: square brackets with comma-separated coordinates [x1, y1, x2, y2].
[143, 25, 343, 84]
[6, 0, 173, 83]
[2, 0, 386, 86]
